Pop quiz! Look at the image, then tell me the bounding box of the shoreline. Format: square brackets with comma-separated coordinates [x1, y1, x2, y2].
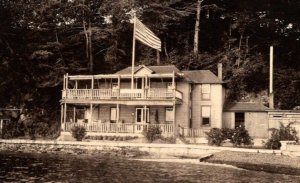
[0, 139, 299, 175]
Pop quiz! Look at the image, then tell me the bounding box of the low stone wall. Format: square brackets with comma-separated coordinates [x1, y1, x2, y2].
[0, 139, 282, 157]
[281, 143, 300, 157]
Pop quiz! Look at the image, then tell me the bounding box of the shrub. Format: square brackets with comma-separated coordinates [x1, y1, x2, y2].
[265, 130, 281, 149]
[143, 125, 162, 142]
[221, 128, 234, 140]
[70, 126, 86, 141]
[231, 125, 253, 146]
[265, 122, 299, 149]
[205, 128, 226, 146]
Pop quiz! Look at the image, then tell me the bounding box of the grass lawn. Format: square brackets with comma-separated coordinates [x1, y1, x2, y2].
[205, 151, 300, 175]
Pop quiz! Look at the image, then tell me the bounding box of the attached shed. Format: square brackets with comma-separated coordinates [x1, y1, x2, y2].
[223, 102, 269, 138]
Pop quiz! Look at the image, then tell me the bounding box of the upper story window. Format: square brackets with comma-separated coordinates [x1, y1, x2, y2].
[201, 84, 211, 100]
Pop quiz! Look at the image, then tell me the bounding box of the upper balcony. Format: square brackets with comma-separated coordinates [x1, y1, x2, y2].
[62, 88, 183, 101]
[61, 66, 183, 105]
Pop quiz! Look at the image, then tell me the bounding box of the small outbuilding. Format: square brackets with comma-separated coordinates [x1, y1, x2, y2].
[222, 102, 269, 138]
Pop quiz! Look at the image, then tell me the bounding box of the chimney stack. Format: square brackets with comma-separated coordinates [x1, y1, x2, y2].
[217, 63, 223, 80]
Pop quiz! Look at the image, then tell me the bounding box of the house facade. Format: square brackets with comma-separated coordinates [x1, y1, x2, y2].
[60, 65, 224, 136]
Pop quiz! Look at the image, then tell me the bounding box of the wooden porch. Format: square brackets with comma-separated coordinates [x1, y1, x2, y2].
[63, 122, 174, 136]
[62, 88, 183, 101]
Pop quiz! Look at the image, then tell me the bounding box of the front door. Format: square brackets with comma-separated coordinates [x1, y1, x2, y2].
[135, 108, 149, 132]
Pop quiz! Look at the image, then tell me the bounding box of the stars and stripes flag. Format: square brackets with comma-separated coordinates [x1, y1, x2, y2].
[134, 17, 161, 51]
[131, 16, 161, 89]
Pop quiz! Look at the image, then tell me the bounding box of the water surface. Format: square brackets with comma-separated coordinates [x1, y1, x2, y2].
[0, 151, 299, 182]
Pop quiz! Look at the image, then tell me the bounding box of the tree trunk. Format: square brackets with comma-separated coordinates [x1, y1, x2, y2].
[193, 0, 202, 56]
[164, 38, 169, 60]
[83, 20, 89, 61]
[83, 20, 93, 73]
[88, 20, 93, 73]
[156, 50, 160, 65]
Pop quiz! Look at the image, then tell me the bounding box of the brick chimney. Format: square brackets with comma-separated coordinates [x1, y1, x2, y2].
[217, 63, 222, 80]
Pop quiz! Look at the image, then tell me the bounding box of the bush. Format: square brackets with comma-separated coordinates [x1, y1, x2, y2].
[143, 125, 162, 142]
[265, 122, 299, 149]
[231, 125, 253, 146]
[265, 130, 281, 149]
[70, 126, 86, 141]
[205, 128, 226, 146]
[206, 127, 252, 146]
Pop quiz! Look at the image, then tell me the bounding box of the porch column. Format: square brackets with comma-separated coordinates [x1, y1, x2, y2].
[75, 80, 78, 89]
[116, 104, 120, 123]
[60, 104, 64, 130]
[63, 103, 67, 130]
[73, 106, 76, 123]
[66, 73, 69, 89]
[172, 71, 175, 99]
[173, 103, 176, 136]
[117, 75, 120, 99]
[145, 76, 148, 98]
[144, 105, 148, 127]
[90, 103, 93, 123]
[91, 76, 94, 99]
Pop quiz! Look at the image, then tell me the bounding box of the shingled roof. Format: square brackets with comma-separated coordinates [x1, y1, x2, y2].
[115, 65, 180, 75]
[182, 70, 223, 84]
[223, 102, 269, 112]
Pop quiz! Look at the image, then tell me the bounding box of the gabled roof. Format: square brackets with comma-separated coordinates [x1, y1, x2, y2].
[223, 102, 269, 112]
[182, 70, 223, 84]
[115, 65, 180, 75]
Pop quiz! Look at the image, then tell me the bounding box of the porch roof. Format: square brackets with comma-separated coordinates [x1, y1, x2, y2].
[115, 65, 180, 75]
[223, 102, 269, 112]
[182, 70, 223, 84]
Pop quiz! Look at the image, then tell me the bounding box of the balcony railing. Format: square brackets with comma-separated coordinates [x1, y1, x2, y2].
[62, 88, 183, 100]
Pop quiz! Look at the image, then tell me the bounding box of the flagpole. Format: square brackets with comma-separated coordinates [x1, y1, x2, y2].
[131, 15, 136, 89]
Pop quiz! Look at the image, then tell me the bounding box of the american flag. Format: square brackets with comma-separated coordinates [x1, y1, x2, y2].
[134, 18, 161, 52]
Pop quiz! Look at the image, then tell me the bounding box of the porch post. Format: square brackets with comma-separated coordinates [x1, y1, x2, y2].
[66, 73, 69, 89]
[118, 75, 120, 99]
[73, 106, 76, 123]
[91, 76, 94, 89]
[145, 76, 148, 98]
[173, 103, 176, 136]
[144, 105, 147, 123]
[172, 71, 175, 99]
[116, 104, 120, 123]
[90, 103, 93, 123]
[91, 76, 94, 99]
[60, 104, 64, 130]
[63, 103, 67, 130]
[75, 80, 78, 89]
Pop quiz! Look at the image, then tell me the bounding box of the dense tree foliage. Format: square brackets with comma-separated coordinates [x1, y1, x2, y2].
[0, 0, 300, 123]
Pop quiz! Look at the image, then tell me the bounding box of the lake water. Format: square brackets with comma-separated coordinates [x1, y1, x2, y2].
[0, 151, 299, 183]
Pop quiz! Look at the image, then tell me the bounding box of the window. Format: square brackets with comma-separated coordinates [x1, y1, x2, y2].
[165, 108, 174, 122]
[235, 112, 245, 128]
[201, 84, 211, 100]
[201, 106, 211, 125]
[110, 107, 117, 122]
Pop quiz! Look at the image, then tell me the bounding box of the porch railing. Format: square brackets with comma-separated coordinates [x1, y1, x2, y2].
[64, 122, 174, 135]
[63, 88, 182, 100]
[178, 125, 206, 137]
